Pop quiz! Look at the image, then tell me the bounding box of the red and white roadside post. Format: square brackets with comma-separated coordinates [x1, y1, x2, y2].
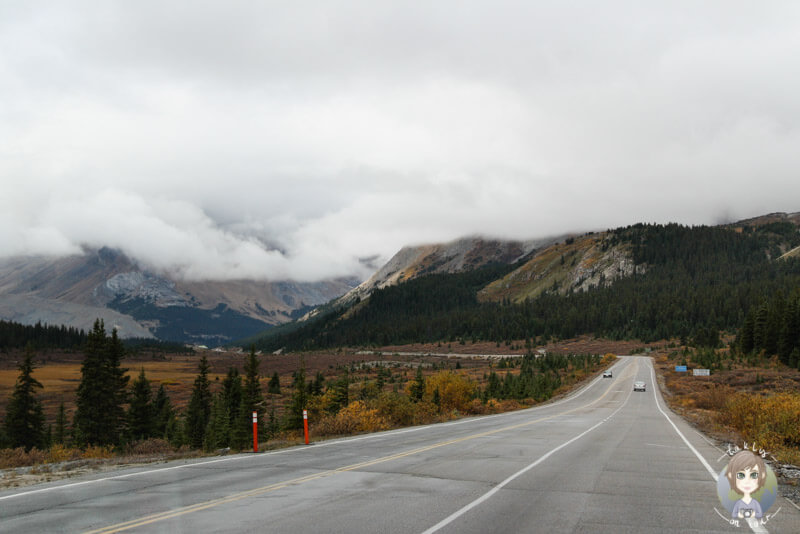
[303, 409, 309, 445]
[252, 411, 258, 453]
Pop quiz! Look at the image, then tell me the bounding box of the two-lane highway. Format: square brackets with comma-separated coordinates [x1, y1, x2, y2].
[2, 356, 799, 533]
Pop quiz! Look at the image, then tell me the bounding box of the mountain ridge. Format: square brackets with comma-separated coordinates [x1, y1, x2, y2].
[0, 248, 357, 344]
[250, 212, 800, 351]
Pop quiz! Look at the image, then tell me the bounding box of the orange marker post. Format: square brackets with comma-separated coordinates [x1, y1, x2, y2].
[252, 411, 258, 453]
[303, 409, 309, 445]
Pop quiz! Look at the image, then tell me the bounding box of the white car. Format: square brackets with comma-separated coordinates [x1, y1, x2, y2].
[633, 381, 646, 392]
[602, 370, 613, 378]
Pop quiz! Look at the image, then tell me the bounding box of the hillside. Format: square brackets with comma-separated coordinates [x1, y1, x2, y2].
[478, 232, 639, 303]
[252, 214, 800, 352]
[0, 248, 357, 345]
[332, 236, 557, 308]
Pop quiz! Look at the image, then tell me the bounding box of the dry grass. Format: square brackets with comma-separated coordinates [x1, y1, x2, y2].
[654, 352, 800, 465]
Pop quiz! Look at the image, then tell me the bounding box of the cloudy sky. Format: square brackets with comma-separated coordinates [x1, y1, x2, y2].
[2, 2, 799, 282]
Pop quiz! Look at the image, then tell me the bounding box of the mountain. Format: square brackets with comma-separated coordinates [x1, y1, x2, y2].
[331, 235, 560, 309]
[478, 232, 640, 303]
[0, 248, 358, 345]
[252, 212, 800, 351]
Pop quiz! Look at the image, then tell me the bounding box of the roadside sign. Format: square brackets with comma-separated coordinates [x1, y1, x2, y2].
[693, 369, 710, 376]
[675, 365, 687, 372]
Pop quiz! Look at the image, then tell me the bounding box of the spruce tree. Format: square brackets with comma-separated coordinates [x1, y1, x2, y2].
[268, 372, 281, 394]
[204, 392, 230, 451]
[240, 347, 264, 447]
[185, 355, 212, 449]
[287, 362, 307, 430]
[738, 310, 756, 354]
[3, 347, 46, 451]
[54, 402, 67, 445]
[409, 367, 425, 401]
[222, 367, 244, 448]
[128, 368, 154, 441]
[153, 384, 176, 441]
[73, 320, 129, 446]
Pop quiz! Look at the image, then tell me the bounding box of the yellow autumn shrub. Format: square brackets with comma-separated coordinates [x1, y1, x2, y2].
[423, 371, 476, 413]
[723, 392, 800, 458]
[314, 400, 390, 436]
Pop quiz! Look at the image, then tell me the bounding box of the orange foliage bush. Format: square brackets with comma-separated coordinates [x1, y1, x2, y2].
[82, 445, 115, 459]
[47, 444, 83, 463]
[722, 392, 800, 458]
[423, 371, 476, 413]
[313, 400, 390, 436]
[126, 439, 173, 456]
[372, 392, 416, 427]
[693, 384, 736, 411]
[0, 447, 47, 468]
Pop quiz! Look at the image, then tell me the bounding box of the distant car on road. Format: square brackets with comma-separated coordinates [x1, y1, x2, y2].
[602, 370, 613, 378]
[633, 381, 646, 392]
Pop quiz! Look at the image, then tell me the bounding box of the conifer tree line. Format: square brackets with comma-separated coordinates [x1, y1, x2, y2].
[737, 289, 800, 369]
[0, 320, 86, 351]
[0, 319, 279, 453]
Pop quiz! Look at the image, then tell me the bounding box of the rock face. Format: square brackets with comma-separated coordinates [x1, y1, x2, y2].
[332, 236, 559, 308]
[0, 248, 358, 344]
[96, 272, 188, 307]
[478, 233, 643, 303]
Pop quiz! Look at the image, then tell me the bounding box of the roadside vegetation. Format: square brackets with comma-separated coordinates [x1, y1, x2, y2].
[0, 320, 614, 481]
[656, 345, 800, 466]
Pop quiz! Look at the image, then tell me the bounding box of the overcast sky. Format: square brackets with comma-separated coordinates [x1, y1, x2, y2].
[2, 2, 799, 282]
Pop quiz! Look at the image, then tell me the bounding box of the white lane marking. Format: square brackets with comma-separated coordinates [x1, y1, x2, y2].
[0, 357, 634, 503]
[647, 360, 769, 534]
[420, 373, 635, 534]
[693, 428, 724, 452]
[648, 362, 717, 479]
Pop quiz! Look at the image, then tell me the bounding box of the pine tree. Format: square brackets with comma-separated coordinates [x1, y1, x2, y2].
[73, 321, 130, 447]
[779, 298, 800, 363]
[287, 362, 307, 430]
[752, 303, 770, 354]
[240, 347, 264, 446]
[221, 368, 244, 449]
[328, 372, 350, 413]
[204, 392, 230, 451]
[3, 347, 46, 451]
[268, 372, 281, 394]
[128, 368, 154, 441]
[54, 401, 67, 445]
[739, 310, 756, 354]
[153, 384, 176, 442]
[185, 355, 212, 449]
[409, 367, 425, 402]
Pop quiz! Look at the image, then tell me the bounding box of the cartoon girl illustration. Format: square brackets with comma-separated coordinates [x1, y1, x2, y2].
[725, 450, 767, 520]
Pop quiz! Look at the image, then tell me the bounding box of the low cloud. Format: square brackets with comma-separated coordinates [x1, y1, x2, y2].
[2, 2, 799, 281]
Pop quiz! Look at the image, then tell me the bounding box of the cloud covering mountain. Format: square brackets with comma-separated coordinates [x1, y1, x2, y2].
[3, 2, 800, 281]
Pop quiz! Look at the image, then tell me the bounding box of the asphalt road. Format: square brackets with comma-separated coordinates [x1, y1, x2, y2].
[2, 356, 799, 533]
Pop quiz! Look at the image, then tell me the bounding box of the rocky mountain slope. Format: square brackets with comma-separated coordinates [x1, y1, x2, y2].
[252, 212, 800, 352]
[478, 232, 642, 303]
[0, 248, 357, 344]
[332, 235, 560, 308]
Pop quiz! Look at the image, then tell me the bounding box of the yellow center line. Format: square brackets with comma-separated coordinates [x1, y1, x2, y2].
[85, 361, 634, 533]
